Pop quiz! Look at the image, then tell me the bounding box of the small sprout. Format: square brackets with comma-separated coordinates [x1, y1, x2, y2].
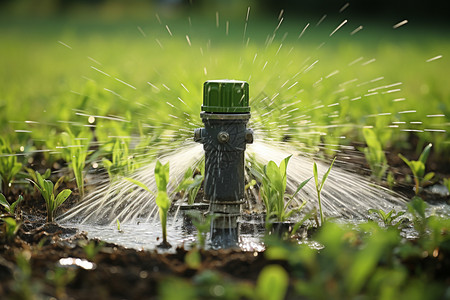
[387, 171, 396, 190]
[102, 139, 139, 181]
[369, 208, 406, 227]
[116, 219, 123, 233]
[175, 162, 204, 205]
[258, 155, 311, 225]
[28, 170, 72, 223]
[154, 160, 171, 248]
[125, 160, 172, 248]
[1, 216, 21, 242]
[362, 128, 389, 181]
[313, 157, 336, 226]
[407, 196, 428, 236]
[185, 210, 214, 248]
[59, 129, 91, 197]
[0, 137, 22, 195]
[399, 143, 434, 195]
[0, 193, 23, 216]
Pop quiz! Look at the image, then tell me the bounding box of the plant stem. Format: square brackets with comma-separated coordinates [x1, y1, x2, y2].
[414, 177, 420, 195]
[318, 192, 324, 225]
[47, 207, 54, 223]
[160, 208, 167, 243]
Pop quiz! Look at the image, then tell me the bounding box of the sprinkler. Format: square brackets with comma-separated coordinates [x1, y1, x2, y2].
[194, 80, 253, 248]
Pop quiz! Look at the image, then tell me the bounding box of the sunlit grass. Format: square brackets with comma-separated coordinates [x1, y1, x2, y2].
[1, 15, 449, 160]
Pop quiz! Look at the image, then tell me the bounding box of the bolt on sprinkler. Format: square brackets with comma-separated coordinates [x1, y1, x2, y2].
[194, 80, 253, 248]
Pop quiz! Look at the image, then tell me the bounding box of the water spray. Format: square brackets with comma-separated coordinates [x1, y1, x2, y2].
[194, 80, 253, 248]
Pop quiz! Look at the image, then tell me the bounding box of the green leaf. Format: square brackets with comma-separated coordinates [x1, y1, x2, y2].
[313, 161, 319, 190]
[423, 172, 435, 183]
[279, 155, 291, 191]
[408, 196, 427, 219]
[156, 190, 171, 211]
[42, 168, 51, 180]
[266, 161, 283, 194]
[43, 179, 54, 204]
[36, 171, 45, 191]
[55, 189, 72, 207]
[10, 195, 23, 214]
[154, 160, 170, 192]
[0, 193, 10, 211]
[418, 143, 432, 166]
[320, 157, 336, 191]
[256, 265, 289, 300]
[54, 175, 65, 193]
[398, 153, 412, 169]
[291, 177, 312, 199]
[123, 177, 154, 195]
[363, 127, 382, 151]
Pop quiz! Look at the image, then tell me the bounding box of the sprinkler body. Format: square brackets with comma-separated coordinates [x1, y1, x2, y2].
[194, 80, 253, 248]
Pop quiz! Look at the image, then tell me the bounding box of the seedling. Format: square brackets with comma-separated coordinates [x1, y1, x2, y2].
[259, 155, 311, 223]
[362, 128, 388, 181]
[102, 139, 139, 180]
[125, 160, 172, 248]
[368, 208, 406, 227]
[185, 210, 214, 248]
[154, 160, 171, 248]
[28, 170, 72, 223]
[0, 216, 21, 242]
[59, 129, 91, 197]
[407, 196, 428, 237]
[313, 157, 336, 226]
[0, 193, 23, 216]
[175, 165, 204, 205]
[116, 219, 123, 233]
[399, 143, 434, 195]
[0, 137, 22, 194]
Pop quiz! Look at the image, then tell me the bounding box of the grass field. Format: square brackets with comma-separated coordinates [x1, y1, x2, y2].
[1, 13, 449, 161]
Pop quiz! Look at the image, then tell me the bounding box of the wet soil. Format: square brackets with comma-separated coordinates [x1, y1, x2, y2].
[1, 146, 449, 299]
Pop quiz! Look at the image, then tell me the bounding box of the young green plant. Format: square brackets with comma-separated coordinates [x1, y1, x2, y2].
[362, 128, 388, 181]
[368, 208, 406, 227]
[259, 155, 311, 224]
[125, 160, 172, 248]
[0, 216, 21, 242]
[102, 138, 139, 180]
[59, 129, 91, 197]
[399, 143, 434, 195]
[28, 170, 72, 223]
[313, 157, 336, 226]
[175, 165, 204, 205]
[185, 210, 213, 248]
[0, 137, 22, 195]
[0, 193, 23, 216]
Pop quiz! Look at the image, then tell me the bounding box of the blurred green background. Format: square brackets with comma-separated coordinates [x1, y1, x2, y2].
[0, 0, 448, 159]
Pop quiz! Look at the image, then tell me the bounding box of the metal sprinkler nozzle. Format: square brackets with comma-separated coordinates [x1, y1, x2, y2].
[194, 80, 253, 248]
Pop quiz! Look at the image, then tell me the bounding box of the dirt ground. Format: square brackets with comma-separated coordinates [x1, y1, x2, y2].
[1, 145, 449, 299]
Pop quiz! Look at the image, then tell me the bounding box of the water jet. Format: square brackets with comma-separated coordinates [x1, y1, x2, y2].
[194, 80, 253, 248]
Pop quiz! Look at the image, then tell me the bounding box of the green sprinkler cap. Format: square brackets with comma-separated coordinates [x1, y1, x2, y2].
[202, 80, 250, 113]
